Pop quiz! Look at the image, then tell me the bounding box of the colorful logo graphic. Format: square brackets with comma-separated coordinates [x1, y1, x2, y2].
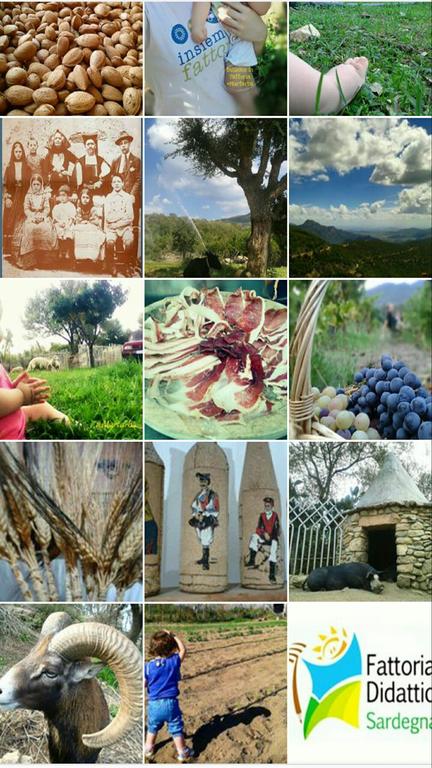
[290, 627, 362, 739]
[171, 23, 188, 44]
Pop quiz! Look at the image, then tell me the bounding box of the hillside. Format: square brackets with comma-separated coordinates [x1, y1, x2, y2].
[217, 213, 250, 226]
[289, 225, 432, 278]
[145, 213, 286, 277]
[365, 281, 424, 307]
[298, 219, 377, 244]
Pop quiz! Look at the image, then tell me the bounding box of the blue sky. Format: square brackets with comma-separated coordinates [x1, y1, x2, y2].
[145, 118, 249, 219]
[145, 118, 286, 220]
[289, 117, 432, 230]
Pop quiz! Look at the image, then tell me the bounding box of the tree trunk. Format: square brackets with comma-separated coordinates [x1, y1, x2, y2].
[241, 182, 272, 276]
[88, 343, 95, 368]
[247, 212, 272, 276]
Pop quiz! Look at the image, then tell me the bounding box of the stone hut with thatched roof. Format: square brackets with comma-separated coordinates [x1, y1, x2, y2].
[341, 453, 431, 593]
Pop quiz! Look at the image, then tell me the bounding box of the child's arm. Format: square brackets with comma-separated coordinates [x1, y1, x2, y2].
[173, 634, 187, 662]
[218, 3, 267, 55]
[247, 2, 271, 15]
[0, 387, 26, 417]
[191, 2, 211, 44]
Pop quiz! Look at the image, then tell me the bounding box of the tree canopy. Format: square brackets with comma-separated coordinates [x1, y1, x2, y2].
[24, 281, 127, 366]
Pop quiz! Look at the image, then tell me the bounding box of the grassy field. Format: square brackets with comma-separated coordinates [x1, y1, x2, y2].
[145, 260, 287, 279]
[147, 618, 287, 641]
[25, 362, 142, 440]
[289, 2, 432, 115]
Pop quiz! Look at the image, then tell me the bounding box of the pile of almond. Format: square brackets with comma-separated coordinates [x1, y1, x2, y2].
[0, 2, 143, 116]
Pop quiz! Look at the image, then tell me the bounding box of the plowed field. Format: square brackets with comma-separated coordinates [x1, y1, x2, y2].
[147, 624, 287, 763]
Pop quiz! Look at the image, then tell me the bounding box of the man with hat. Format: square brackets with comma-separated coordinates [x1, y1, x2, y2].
[111, 131, 141, 224]
[246, 497, 280, 583]
[188, 472, 220, 571]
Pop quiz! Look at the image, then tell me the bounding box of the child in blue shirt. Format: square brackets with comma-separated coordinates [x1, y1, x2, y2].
[145, 629, 194, 762]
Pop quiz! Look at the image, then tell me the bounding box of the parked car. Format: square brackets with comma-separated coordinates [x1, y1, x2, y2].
[122, 330, 143, 361]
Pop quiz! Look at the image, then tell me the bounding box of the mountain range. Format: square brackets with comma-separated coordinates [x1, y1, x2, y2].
[296, 219, 430, 245]
[365, 281, 424, 307]
[289, 221, 432, 278]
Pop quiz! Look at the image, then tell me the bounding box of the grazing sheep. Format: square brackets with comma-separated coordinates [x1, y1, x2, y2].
[27, 356, 60, 372]
[183, 251, 222, 277]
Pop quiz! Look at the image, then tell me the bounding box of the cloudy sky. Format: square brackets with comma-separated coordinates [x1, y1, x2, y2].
[0, 279, 142, 354]
[289, 117, 432, 231]
[145, 118, 287, 220]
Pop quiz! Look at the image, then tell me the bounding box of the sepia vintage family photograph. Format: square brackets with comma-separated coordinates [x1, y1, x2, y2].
[1, 117, 142, 278]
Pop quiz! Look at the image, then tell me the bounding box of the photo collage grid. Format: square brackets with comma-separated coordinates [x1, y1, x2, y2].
[0, 1, 431, 767]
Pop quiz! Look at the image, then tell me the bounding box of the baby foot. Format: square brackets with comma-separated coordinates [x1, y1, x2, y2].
[344, 56, 369, 83]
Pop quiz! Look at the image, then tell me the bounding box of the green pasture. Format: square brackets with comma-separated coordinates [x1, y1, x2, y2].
[290, 2, 432, 115]
[25, 362, 142, 440]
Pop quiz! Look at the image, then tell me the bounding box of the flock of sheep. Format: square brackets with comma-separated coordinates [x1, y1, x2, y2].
[10, 356, 61, 375]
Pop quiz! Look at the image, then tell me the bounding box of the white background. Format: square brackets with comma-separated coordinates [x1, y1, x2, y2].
[288, 602, 432, 764]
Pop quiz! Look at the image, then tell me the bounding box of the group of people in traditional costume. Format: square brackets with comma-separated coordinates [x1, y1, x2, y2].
[3, 129, 141, 274]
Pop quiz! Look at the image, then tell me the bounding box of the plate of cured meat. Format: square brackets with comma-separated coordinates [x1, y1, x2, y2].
[144, 286, 287, 439]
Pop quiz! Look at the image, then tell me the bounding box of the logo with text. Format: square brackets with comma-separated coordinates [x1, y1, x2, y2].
[290, 626, 432, 739]
[290, 626, 361, 738]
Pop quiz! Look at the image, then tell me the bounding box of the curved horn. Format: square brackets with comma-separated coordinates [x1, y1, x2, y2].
[40, 612, 73, 637]
[48, 622, 143, 748]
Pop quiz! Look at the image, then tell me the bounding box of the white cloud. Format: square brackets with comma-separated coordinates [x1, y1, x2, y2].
[147, 118, 248, 217]
[311, 173, 329, 182]
[289, 198, 431, 229]
[396, 184, 432, 215]
[290, 118, 431, 187]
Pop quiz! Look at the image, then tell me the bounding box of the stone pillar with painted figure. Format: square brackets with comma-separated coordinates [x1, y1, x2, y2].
[240, 442, 285, 590]
[180, 442, 229, 593]
[145, 443, 164, 597]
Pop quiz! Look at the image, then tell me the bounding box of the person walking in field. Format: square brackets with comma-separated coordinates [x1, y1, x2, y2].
[246, 496, 280, 583]
[145, 630, 194, 763]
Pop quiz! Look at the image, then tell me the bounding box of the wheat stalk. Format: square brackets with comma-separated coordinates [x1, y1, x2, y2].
[0, 444, 142, 603]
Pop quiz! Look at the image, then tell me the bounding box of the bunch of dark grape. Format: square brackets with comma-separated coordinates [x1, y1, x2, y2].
[312, 355, 432, 440]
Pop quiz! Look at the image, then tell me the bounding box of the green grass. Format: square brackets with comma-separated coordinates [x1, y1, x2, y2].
[147, 619, 287, 637]
[98, 667, 119, 691]
[25, 362, 142, 440]
[144, 260, 242, 278]
[308, 326, 383, 389]
[290, 2, 432, 115]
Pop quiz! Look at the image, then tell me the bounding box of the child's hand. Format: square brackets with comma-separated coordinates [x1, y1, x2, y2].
[16, 380, 51, 405]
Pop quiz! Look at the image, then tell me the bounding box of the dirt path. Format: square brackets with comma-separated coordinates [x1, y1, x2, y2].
[149, 628, 287, 764]
[290, 583, 427, 602]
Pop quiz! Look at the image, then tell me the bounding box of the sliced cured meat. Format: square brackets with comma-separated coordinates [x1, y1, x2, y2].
[145, 287, 287, 426]
[145, 354, 220, 379]
[203, 287, 225, 319]
[186, 361, 226, 403]
[263, 308, 286, 333]
[224, 288, 245, 325]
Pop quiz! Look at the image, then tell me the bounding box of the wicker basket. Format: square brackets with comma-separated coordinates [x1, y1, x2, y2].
[290, 279, 345, 440]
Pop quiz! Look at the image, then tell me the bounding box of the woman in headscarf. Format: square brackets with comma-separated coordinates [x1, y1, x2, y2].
[73, 185, 105, 266]
[3, 141, 32, 258]
[42, 130, 76, 200]
[18, 174, 58, 270]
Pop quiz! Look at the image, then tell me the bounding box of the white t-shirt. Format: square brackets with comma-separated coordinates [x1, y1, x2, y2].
[145, 1, 238, 116]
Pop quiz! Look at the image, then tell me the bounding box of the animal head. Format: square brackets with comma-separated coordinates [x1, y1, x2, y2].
[367, 569, 384, 593]
[0, 612, 143, 749]
[205, 251, 222, 270]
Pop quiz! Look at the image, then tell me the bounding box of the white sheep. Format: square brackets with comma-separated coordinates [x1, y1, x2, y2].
[27, 356, 60, 372]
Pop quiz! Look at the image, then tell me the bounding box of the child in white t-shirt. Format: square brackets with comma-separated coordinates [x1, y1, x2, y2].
[52, 185, 76, 262]
[191, 1, 270, 114]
